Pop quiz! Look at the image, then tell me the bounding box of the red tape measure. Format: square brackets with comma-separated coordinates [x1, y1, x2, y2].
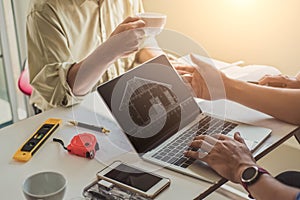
[53, 133, 99, 159]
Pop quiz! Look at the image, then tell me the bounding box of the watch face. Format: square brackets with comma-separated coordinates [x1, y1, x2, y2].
[242, 166, 258, 182]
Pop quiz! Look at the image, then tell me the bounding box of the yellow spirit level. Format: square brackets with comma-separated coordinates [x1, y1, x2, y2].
[13, 118, 62, 162]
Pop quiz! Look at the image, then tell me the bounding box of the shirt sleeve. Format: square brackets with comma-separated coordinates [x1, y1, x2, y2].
[27, 5, 84, 110]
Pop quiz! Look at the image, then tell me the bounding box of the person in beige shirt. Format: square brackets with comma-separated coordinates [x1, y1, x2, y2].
[27, 0, 159, 112]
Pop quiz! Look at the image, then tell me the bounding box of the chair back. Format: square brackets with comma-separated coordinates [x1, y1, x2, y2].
[18, 60, 32, 96]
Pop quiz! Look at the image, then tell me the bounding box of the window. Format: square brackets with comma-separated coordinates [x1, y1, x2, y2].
[0, 39, 13, 127]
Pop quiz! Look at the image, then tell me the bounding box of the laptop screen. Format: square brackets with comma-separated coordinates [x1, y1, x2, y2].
[97, 55, 201, 153]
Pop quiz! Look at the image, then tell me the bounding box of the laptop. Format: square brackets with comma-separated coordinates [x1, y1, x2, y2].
[97, 55, 271, 183]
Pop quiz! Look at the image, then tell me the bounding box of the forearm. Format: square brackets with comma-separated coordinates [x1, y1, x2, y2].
[225, 77, 300, 125]
[247, 174, 300, 200]
[68, 17, 146, 96]
[67, 42, 118, 96]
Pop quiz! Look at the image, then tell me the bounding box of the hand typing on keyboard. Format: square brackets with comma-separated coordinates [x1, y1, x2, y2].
[184, 132, 255, 183]
[151, 116, 237, 169]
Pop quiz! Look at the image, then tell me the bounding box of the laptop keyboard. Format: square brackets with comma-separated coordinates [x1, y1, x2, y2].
[152, 116, 238, 168]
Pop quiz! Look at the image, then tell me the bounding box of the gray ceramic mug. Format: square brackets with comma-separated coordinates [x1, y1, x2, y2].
[23, 171, 67, 200]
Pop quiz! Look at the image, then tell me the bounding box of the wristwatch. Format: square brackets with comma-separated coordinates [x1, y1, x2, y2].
[241, 166, 269, 198]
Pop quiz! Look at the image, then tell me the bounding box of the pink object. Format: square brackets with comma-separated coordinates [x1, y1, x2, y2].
[18, 65, 33, 96]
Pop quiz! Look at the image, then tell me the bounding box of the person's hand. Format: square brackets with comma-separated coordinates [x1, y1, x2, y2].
[108, 16, 146, 58]
[175, 54, 228, 100]
[184, 132, 257, 183]
[68, 16, 145, 95]
[258, 74, 300, 89]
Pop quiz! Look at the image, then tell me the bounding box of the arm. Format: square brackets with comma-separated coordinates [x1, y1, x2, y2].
[258, 74, 300, 89]
[225, 77, 300, 125]
[68, 17, 145, 95]
[248, 173, 300, 200]
[184, 133, 300, 200]
[176, 54, 300, 125]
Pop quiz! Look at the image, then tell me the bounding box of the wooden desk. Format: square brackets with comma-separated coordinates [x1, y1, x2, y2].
[0, 92, 298, 200]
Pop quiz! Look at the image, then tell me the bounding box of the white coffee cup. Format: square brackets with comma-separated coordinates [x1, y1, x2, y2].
[136, 12, 167, 36]
[23, 171, 67, 200]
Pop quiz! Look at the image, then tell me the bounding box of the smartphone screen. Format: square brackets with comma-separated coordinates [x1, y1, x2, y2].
[104, 163, 163, 192]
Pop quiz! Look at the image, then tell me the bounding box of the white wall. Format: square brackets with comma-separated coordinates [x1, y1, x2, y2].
[143, 0, 300, 75]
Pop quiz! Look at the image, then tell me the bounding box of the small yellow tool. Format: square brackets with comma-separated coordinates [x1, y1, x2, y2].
[13, 118, 62, 162]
